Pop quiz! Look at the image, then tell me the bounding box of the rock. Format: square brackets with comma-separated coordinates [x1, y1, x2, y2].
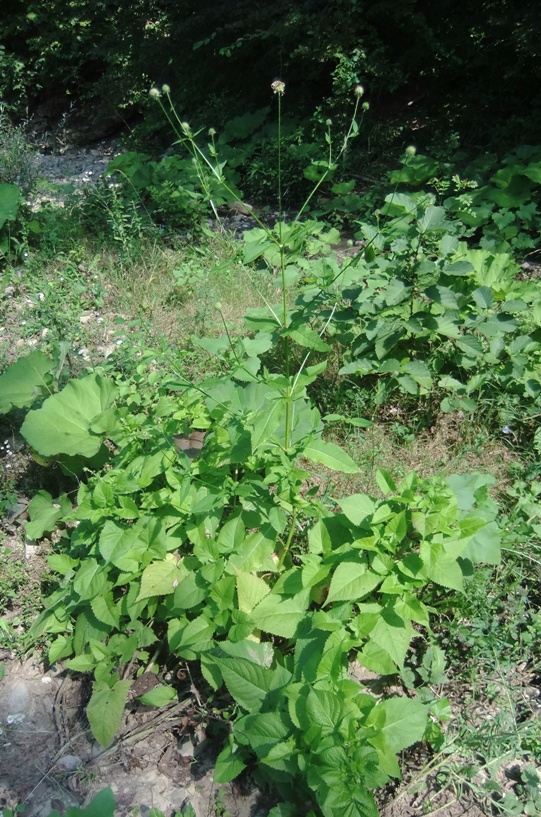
[55, 754, 83, 772]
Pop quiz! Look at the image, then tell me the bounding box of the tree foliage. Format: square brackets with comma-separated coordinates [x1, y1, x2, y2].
[1, 0, 539, 147]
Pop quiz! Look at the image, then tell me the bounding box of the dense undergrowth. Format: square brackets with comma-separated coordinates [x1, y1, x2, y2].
[0, 84, 540, 817]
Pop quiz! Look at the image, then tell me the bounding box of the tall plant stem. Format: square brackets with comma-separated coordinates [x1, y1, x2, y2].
[276, 90, 291, 450]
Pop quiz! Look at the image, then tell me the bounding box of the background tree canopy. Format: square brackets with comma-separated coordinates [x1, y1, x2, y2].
[1, 0, 540, 149]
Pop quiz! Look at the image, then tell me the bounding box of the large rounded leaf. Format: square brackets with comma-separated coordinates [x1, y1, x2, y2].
[21, 374, 117, 457]
[0, 350, 56, 413]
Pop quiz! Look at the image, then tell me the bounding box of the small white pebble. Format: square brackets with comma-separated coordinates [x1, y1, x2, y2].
[41, 676, 52, 684]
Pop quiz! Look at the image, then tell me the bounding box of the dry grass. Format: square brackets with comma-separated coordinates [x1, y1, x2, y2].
[302, 412, 518, 502]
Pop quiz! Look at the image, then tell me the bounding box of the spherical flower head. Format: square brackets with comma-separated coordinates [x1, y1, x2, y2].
[325, 118, 332, 127]
[362, 101, 370, 111]
[271, 80, 286, 96]
[405, 145, 417, 158]
[208, 128, 217, 137]
[161, 84, 171, 94]
[214, 302, 223, 311]
[149, 87, 161, 100]
[181, 121, 191, 136]
[354, 85, 364, 98]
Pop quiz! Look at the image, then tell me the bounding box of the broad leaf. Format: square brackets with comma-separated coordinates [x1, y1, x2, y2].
[303, 438, 359, 474]
[0, 351, 55, 413]
[86, 679, 131, 747]
[326, 563, 382, 605]
[214, 740, 247, 783]
[138, 684, 177, 707]
[21, 374, 117, 457]
[137, 554, 185, 600]
[213, 656, 276, 711]
[251, 589, 310, 638]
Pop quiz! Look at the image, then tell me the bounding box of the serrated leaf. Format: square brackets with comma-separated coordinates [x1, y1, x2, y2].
[302, 438, 359, 473]
[73, 559, 107, 600]
[236, 572, 270, 614]
[419, 541, 464, 591]
[90, 593, 120, 628]
[339, 494, 376, 525]
[369, 605, 414, 669]
[227, 525, 277, 573]
[137, 554, 185, 600]
[326, 563, 382, 604]
[99, 520, 146, 573]
[472, 286, 493, 309]
[284, 325, 330, 352]
[213, 656, 276, 711]
[251, 589, 310, 638]
[370, 697, 427, 752]
[86, 679, 131, 747]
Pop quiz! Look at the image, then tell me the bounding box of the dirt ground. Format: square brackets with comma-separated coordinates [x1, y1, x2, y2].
[0, 655, 275, 817]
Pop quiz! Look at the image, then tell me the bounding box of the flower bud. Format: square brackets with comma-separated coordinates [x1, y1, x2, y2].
[362, 101, 370, 111]
[208, 128, 216, 137]
[354, 85, 364, 98]
[181, 121, 191, 135]
[162, 84, 171, 94]
[325, 118, 332, 127]
[405, 145, 416, 158]
[214, 302, 222, 311]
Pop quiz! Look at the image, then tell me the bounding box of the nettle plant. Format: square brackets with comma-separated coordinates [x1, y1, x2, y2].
[1, 85, 502, 817]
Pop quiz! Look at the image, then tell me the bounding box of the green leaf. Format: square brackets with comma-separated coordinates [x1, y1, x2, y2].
[302, 438, 359, 474]
[236, 572, 270, 614]
[73, 559, 108, 601]
[138, 684, 177, 707]
[99, 520, 147, 573]
[90, 593, 120, 628]
[0, 183, 21, 229]
[368, 604, 414, 670]
[370, 697, 427, 753]
[213, 656, 277, 711]
[137, 554, 186, 600]
[86, 679, 131, 747]
[0, 351, 55, 413]
[227, 525, 278, 573]
[251, 589, 310, 638]
[64, 787, 116, 817]
[168, 615, 215, 659]
[250, 400, 284, 451]
[26, 490, 70, 539]
[326, 563, 382, 604]
[284, 325, 330, 352]
[472, 286, 494, 309]
[376, 468, 397, 495]
[214, 740, 247, 783]
[419, 541, 464, 591]
[339, 494, 375, 525]
[21, 374, 117, 457]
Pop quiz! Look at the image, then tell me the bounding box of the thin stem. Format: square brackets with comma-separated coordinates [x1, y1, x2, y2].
[276, 89, 291, 449]
[277, 509, 298, 569]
